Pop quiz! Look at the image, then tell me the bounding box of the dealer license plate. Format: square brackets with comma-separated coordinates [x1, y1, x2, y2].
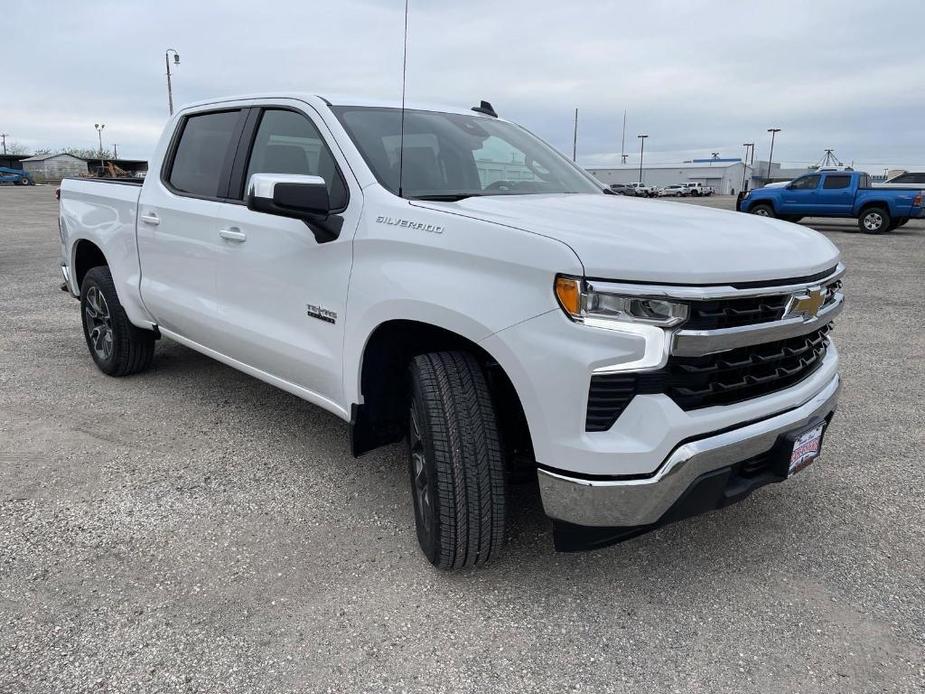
[788, 422, 825, 476]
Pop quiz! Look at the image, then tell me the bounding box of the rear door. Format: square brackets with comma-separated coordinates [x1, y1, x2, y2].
[779, 174, 821, 215]
[137, 108, 246, 345]
[209, 102, 359, 409]
[815, 173, 854, 216]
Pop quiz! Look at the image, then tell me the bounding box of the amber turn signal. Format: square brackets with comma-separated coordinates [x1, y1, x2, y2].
[554, 276, 582, 318]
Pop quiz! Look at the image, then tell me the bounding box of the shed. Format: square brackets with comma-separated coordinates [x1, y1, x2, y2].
[21, 153, 87, 182]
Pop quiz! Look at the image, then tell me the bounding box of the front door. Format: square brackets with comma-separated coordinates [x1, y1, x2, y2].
[779, 174, 821, 215]
[211, 105, 359, 410]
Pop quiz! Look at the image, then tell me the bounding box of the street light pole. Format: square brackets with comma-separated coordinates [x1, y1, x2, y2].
[112, 144, 119, 159]
[0, 133, 7, 155]
[94, 123, 105, 157]
[572, 108, 578, 162]
[741, 142, 754, 191]
[766, 128, 781, 185]
[165, 49, 181, 116]
[637, 134, 648, 183]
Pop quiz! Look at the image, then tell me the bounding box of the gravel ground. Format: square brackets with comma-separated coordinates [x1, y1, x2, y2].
[1, 186, 923, 693]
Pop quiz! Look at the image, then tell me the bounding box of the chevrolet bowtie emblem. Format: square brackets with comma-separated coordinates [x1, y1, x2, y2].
[786, 287, 825, 319]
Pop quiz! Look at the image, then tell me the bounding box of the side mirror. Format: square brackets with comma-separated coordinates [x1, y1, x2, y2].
[247, 173, 331, 218]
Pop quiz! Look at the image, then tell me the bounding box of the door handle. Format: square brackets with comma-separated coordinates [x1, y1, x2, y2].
[140, 212, 160, 226]
[218, 228, 247, 242]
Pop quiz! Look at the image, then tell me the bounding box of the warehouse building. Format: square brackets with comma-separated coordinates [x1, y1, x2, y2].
[587, 159, 752, 195]
[21, 153, 86, 182]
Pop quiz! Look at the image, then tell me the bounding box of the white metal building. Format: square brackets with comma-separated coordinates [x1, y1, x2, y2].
[586, 160, 752, 195]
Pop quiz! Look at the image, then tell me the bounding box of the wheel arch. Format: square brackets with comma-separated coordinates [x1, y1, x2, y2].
[72, 238, 108, 292]
[350, 318, 533, 466]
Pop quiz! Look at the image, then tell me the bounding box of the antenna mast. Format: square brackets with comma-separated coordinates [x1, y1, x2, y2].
[397, 0, 409, 199]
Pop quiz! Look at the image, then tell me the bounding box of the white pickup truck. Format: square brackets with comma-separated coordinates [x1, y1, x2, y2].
[59, 94, 844, 569]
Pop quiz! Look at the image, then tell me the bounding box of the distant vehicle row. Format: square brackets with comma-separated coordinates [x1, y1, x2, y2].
[609, 182, 714, 197]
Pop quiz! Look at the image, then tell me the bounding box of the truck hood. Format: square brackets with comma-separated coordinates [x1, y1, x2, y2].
[416, 194, 839, 284]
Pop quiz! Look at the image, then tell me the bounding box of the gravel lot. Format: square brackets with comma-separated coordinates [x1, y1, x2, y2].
[1, 186, 923, 693]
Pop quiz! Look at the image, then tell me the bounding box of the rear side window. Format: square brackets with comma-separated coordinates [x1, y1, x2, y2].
[168, 110, 241, 197]
[244, 109, 348, 210]
[822, 175, 851, 189]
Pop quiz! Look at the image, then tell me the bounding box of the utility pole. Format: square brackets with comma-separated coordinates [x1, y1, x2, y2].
[0, 133, 7, 155]
[165, 49, 181, 116]
[637, 134, 648, 183]
[766, 128, 781, 184]
[572, 108, 578, 162]
[112, 144, 119, 159]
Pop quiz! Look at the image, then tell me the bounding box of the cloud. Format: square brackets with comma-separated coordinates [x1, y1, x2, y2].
[5, 0, 924, 169]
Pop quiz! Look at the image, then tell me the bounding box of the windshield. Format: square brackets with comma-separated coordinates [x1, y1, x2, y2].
[332, 106, 603, 199]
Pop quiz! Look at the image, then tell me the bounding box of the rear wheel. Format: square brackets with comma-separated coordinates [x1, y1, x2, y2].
[859, 207, 891, 234]
[80, 266, 155, 376]
[407, 351, 506, 570]
[750, 204, 775, 218]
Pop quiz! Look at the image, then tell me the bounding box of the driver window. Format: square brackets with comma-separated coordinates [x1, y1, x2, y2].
[791, 175, 820, 190]
[473, 135, 542, 188]
[245, 109, 347, 209]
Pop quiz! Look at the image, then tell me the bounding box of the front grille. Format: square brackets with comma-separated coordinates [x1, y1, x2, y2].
[585, 326, 831, 431]
[685, 294, 789, 330]
[654, 325, 830, 410]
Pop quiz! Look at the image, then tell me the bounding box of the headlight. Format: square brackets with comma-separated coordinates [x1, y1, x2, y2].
[554, 275, 688, 328]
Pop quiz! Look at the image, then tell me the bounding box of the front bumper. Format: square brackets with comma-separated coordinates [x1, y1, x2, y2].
[537, 372, 839, 529]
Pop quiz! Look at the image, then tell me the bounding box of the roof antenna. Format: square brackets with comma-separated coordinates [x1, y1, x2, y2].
[397, 0, 409, 199]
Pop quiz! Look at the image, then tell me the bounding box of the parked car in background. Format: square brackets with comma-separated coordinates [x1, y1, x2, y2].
[738, 170, 924, 233]
[0, 167, 35, 185]
[59, 92, 845, 569]
[683, 182, 707, 197]
[628, 182, 658, 198]
[609, 183, 638, 196]
[659, 184, 689, 197]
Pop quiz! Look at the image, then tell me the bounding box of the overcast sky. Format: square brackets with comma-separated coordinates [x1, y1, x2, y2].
[5, 0, 924, 173]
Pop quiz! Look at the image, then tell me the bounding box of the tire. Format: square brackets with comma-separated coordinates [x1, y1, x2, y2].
[80, 265, 155, 376]
[750, 204, 775, 218]
[407, 351, 506, 570]
[859, 207, 891, 234]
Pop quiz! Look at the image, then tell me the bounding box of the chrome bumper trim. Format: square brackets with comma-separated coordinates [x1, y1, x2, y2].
[537, 373, 840, 527]
[586, 263, 844, 301]
[671, 293, 843, 357]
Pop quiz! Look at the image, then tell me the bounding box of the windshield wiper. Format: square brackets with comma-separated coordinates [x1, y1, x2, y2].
[411, 193, 483, 202]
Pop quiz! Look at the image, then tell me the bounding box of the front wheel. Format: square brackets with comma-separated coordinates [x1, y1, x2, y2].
[80, 266, 156, 376]
[407, 351, 506, 570]
[859, 207, 891, 234]
[750, 204, 775, 218]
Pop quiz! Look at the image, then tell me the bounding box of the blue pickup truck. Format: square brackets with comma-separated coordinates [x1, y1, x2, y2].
[738, 170, 924, 234]
[0, 167, 35, 186]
